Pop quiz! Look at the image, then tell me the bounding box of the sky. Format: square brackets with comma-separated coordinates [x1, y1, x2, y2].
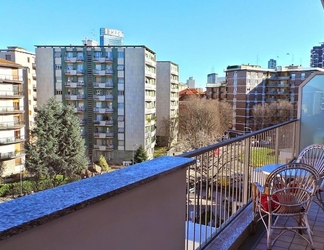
[1, 0, 324, 88]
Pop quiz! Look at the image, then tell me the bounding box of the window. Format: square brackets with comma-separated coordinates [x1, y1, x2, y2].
[118, 103, 124, 109]
[118, 90, 124, 96]
[54, 52, 61, 57]
[55, 65, 62, 70]
[5, 55, 11, 61]
[56, 90, 62, 95]
[117, 65, 124, 70]
[27, 57, 30, 63]
[301, 73, 305, 80]
[291, 74, 296, 80]
[118, 52, 124, 58]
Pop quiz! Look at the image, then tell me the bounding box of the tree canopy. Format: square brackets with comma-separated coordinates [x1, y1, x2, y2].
[25, 98, 89, 183]
[179, 96, 233, 149]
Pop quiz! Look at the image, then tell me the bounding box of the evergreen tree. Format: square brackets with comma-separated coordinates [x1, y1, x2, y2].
[134, 145, 148, 164]
[98, 155, 110, 172]
[25, 98, 88, 185]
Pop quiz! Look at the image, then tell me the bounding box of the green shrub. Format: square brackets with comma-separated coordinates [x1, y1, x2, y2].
[0, 184, 9, 197]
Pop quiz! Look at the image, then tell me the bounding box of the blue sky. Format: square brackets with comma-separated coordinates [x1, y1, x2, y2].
[1, 0, 324, 87]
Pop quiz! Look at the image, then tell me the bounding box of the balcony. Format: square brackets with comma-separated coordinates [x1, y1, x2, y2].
[93, 82, 114, 88]
[0, 150, 25, 160]
[65, 81, 84, 88]
[0, 106, 24, 114]
[0, 121, 24, 130]
[65, 94, 85, 100]
[0, 74, 23, 84]
[93, 144, 114, 151]
[0, 91, 23, 99]
[93, 120, 114, 126]
[0, 136, 25, 145]
[93, 95, 113, 101]
[74, 106, 86, 113]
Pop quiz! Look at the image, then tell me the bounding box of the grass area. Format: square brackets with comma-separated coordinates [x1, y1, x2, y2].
[240, 148, 275, 168]
[154, 146, 168, 158]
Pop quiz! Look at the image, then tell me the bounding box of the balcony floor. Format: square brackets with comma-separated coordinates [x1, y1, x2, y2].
[252, 203, 324, 250]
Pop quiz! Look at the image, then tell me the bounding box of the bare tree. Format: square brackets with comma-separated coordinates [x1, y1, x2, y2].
[179, 96, 233, 150]
[253, 100, 293, 129]
[158, 116, 179, 149]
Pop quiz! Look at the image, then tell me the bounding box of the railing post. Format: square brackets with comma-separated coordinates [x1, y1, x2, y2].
[275, 127, 280, 163]
[243, 137, 251, 204]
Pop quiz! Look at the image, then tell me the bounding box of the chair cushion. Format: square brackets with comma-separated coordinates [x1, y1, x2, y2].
[259, 193, 279, 211]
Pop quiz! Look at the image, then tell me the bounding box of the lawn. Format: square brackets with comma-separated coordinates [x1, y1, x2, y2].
[240, 148, 275, 168]
[154, 146, 168, 158]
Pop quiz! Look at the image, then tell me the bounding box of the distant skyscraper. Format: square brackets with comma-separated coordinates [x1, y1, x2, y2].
[310, 43, 324, 68]
[187, 77, 195, 88]
[268, 59, 277, 69]
[100, 28, 124, 46]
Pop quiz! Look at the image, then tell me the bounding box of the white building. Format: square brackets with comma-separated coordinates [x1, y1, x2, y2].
[187, 77, 195, 88]
[0, 59, 26, 176]
[156, 61, 179, 147]
[36, 43, 157, 163]
[0, 47, 37, 140]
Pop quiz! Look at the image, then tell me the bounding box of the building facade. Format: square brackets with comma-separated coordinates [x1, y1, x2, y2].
[186, 77, 195, 88]
[310, 43, 324, 68]
[36, 43, 157, 163]
[99, 28, 124, 46]
[268, 59, 277, 69]
[156, 61, 179, 147]
[0, 47, 37, 140]
[0, 59, 26, 176]
[209, 64, 323, 132]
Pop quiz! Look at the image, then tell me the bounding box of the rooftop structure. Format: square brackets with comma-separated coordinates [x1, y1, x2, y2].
[99, 28, 124, 46]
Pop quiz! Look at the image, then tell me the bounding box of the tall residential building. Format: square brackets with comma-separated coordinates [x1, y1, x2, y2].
[186, 77, 195, 88]
[268, 59, 277, 69]
[0, 47, 37, 140]
[210, 64, 323, 132]
[0, 59, 26, 176]
[36, 42, 157, 163]
[156, 61, 179, 147]
[99, 28, 124, 46]
[310, 43, 324, 68]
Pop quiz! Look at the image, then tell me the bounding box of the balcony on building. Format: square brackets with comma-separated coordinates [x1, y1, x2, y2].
[74, 106, 85, 113]
[0, 90, 23, 99]
[93, 82, 113, 88]
[0, 74, 23, 84]
[1, 73, 324, 250]
[0, 121, 24, 130]
[94, 119, 114, 126]
[0, 136, 25, 145]
[0, 106, 24, 114]
[65, 81, 84, 88]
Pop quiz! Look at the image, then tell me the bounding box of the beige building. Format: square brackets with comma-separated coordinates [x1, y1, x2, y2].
[0, 47, 37, 140]
[156, 61, 179, 147]
[36, 42, 157, 163]
[0, 59, 26, 176]
[208, 64, 324, 132]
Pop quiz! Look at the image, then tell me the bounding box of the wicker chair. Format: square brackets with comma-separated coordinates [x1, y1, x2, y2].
[252, 163, 319, 250]
[296, 144, 324, 210]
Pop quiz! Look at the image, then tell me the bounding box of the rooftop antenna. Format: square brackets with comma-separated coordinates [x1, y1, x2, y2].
[91, 30, 95, 40]
[256, 54, 259, 65]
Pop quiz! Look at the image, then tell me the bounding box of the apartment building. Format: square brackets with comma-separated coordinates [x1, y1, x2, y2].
[0, 59, 26, 176]
[209, 64, 323, 132]
[156, 61, 179, 147]
[36, 41, 157, 163]
[310, 43, 324, 68]
[0, 47, 37, 140]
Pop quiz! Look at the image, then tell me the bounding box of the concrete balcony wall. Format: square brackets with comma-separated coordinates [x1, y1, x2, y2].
[0, 156, 194, 250]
